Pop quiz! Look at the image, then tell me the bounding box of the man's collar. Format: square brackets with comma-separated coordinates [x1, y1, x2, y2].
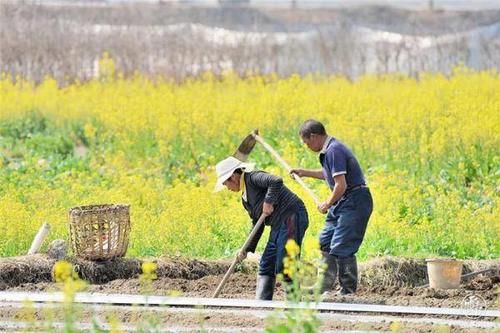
[320, 136, 333, 154]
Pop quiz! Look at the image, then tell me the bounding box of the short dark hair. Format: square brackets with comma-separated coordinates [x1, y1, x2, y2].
[299, 119, 326, 138]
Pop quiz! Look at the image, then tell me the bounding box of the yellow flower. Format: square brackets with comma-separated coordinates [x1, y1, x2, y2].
[285, 239, 300, 258]
[282, 257, 294, 278]
[141, 261, 158, 281]
[304, 238, 319, 254]
[0, 69, 498, 261]
[98, 51, 116, 79]
[83, 122, 96, 139]
[53, 261, 73, 283]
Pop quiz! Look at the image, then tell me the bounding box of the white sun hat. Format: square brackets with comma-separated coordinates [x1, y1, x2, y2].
[214, 156, 255, 192]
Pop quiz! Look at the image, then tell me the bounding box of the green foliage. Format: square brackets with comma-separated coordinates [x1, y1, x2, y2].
[0, 72, 498, 259]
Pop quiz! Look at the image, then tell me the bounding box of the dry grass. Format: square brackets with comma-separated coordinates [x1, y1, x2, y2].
[1, 3, 498, 83]
[0, 255, 248, 287]
[360, 257, 428, 288]
[2, 254, 498, 290]
[0, 254, 55, 289]
[360, 257, 500, 288]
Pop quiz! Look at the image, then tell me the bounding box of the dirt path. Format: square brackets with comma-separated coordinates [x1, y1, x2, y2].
[0, 302, 498, 333]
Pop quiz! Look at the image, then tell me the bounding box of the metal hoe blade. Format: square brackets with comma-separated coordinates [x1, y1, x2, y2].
[233, 129, 258, 162]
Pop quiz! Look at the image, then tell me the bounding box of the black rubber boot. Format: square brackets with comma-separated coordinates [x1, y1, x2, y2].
[256, 275, 276, 300]
[320, 251, 338, 294]
[338, 256, 358, 295]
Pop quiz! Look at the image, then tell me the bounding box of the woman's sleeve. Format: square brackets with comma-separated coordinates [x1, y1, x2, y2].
[248, 171, 283, 204]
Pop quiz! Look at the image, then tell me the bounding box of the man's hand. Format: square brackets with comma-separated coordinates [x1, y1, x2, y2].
[289, 168, 305, 177]
[236, 249, 247, 263]
[290, 168, 325, 180]
[263, 202, 274, 216]
[317, 201, 331, 214]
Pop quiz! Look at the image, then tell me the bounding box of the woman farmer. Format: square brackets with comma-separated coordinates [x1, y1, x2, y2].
[214, 156, 309, 300]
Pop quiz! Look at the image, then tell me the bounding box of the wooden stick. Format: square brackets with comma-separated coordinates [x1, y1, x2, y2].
[253, 133, 321, 206]
[27, 223, 50, 255]
[213, 214, 267, 298]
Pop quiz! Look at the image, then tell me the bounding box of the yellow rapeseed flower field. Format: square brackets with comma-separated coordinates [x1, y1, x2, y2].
[0, 67, 498, 259]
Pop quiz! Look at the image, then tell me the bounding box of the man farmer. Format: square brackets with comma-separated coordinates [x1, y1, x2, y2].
[291, 119, 373, 295]
[214, 156, 309, 300]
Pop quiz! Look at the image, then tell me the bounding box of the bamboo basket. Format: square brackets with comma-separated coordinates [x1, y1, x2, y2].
[69, 204, 130, 261]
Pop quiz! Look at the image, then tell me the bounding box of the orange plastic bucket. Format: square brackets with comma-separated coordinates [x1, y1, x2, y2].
[426, 259, 463, 289]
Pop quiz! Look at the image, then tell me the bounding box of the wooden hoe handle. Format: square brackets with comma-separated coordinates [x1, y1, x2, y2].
[252, 133, 321, 206]
[212, 213, 267, 298]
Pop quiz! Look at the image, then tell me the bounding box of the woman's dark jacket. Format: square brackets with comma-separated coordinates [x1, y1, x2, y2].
[242, 171, 305, 252]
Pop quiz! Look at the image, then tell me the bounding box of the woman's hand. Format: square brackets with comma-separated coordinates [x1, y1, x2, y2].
[236, 249, 247, 263]
[263, 202, 274, 216]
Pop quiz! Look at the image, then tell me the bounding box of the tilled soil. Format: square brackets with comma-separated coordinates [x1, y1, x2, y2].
[1, 255, 499, 332]
[1, 255, 499, 310]
[8, 273, 499, 309]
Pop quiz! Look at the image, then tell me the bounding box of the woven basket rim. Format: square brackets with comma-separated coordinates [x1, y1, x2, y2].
[69, 204, 130, 215]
